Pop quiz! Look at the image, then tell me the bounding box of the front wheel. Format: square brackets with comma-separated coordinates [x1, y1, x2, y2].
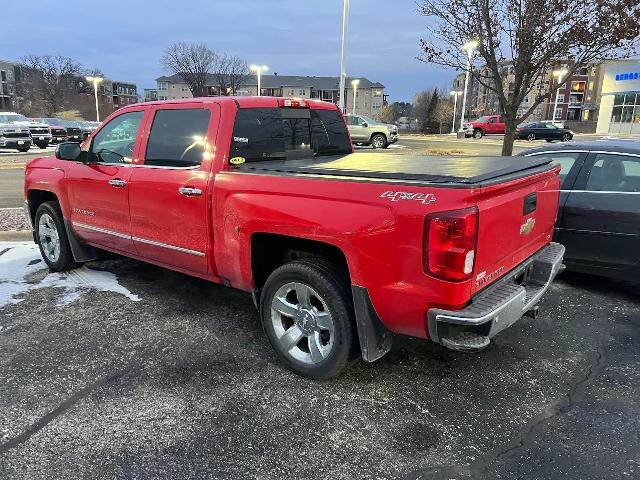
[35, 202, 79, 271]
[371, 134, 387, 149]
[527, 133, 536, 141]
[17, 147, 30, 153]
[561, 133, 572, 142]
[36, 142, 49, 149]
[260, 260, 356, 380]
[473, 129, 484, 139]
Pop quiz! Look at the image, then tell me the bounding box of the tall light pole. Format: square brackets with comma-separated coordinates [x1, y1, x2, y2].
[551, 68, 568, 121]
[338, 0, 350, 113]
[85, 76, 103, 122]
[459, 40, 478, 132]
[250, 65, 268, 96]
[450, 90, 462, 134]
[351, 79, 360, 115]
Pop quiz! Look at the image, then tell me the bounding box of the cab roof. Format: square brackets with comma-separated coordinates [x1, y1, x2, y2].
[523, 139, 640, 155]
[134, 96, 340, 110]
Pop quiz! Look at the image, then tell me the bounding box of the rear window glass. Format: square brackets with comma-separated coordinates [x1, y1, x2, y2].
[145, 108, 211, 167]
[230, 108, 351, 162]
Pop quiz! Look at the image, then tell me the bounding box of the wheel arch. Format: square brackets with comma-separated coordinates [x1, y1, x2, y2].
[250, 232, 392, 363]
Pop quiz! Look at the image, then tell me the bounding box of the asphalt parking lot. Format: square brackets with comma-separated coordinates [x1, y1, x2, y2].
[1, 241, 639, 480]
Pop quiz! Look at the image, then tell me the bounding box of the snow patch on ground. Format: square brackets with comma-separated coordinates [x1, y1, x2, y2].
[0, 241, 140, 309]
[387, 144, 407, 149]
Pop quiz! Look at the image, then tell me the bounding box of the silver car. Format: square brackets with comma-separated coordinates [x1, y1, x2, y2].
[345, 114, 398, 149]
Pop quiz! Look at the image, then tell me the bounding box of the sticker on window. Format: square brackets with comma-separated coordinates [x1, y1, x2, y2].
[230, 157, 245, 165]
[233, 136, 249, 143]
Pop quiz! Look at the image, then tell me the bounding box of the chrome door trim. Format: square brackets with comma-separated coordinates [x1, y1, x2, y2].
[132, 164, 200, 170]
[109, 179, 127, 187]
[73, 221, 131, 240]
[72, 222, 206, 257]
[178, 187, 203, 196]
[131, 236, 206, 257]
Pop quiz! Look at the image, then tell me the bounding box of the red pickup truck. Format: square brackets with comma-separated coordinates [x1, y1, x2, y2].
[24, 97, 564, 379]
[464, 115, 506, 138]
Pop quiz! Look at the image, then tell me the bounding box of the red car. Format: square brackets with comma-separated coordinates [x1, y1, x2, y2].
[464, 114, 506, 138]
[23, 97, 564, 379]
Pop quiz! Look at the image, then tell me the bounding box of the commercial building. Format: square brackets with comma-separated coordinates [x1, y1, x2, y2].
[112, 81, 138, 107]
[155, 73, 386, 117]
[595, 59, 640, 135]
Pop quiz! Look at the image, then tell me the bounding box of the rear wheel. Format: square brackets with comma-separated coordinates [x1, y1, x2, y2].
[473, 129, 484, 139]
[561, 133, 571, 142]
[35, 202, 79, 271]
[527, 133, 536, 141]
[371, 133, 387, 149]
[260, 259, 356, 380]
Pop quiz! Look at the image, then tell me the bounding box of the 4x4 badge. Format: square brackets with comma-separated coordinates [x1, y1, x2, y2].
[520, 217, 536, 235]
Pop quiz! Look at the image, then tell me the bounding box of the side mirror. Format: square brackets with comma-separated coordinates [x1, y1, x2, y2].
[362, 122, 368, 128]
[55, 142, 82, 161]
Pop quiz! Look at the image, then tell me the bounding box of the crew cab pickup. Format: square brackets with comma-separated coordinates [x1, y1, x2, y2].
[464, 114, 506, 139]
[24, 97, 564, 379]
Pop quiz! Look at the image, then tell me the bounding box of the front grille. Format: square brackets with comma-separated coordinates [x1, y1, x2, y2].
[66, 127, 82, 135]
[51, 128, 66, 135]
[29, 127, 50, 135]
[3, 132, 31, 139]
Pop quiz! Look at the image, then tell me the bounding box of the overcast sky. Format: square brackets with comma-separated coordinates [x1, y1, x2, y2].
[3, 0, 455, 102]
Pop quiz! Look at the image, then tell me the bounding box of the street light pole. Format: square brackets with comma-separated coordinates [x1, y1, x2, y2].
[338, 0, 350, 113]
[459, 40, 478, 132]
[450, 90, 462, 134]
[351, 79, 360, 115]
[85, 76, 103, 122]
[551, 68, 568, 121]
[250, 65, 268, 96]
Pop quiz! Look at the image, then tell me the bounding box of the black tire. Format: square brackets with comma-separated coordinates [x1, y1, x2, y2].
[260, 259, 356, 380]
[35, 201, 80, 272]
[17, 147, 30, 152]
[561, 133, 572, 142]
[527, 133, 536, 141]
[36, 142, 49, 149]
[371, 133, 387, 149]
[473, 129, 484, 139]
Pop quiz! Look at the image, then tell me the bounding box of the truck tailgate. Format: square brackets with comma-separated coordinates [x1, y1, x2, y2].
[471, 166, 560, 295]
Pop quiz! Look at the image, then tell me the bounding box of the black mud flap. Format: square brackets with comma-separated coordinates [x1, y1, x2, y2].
[351, 286, 392, 362]
[63, 219, 97, 262]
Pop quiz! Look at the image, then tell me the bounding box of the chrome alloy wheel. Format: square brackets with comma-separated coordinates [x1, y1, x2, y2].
[372, 135, 386, 148]
[38, 213, 61, 262]
[270, 282, 335, 364]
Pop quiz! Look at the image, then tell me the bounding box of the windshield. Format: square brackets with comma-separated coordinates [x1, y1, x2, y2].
[475, 116, 491, 123]
[0, 114, 30, 123]
[230, 107, 351, 162]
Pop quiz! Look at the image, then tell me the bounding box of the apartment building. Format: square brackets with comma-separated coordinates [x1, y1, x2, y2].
[144, 88, 158, 102]
[155, 73, 386, 117]
[0, 60, 17, 110]
[112, 81, 138, 107]
[453, 61, 604, 129]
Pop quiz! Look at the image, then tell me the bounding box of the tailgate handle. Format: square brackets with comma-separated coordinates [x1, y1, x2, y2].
[523, 193, 537, 215]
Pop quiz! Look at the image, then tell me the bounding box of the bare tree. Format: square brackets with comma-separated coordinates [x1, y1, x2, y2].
[212, 54, 250, 95]
[433, 99, 454, 134]
[18, 55, 83, 116]
[161, 42, 217, 97]
[418, 0, 640, 155]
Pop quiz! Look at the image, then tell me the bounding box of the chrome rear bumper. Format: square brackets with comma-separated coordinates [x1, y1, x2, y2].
[427, 242, 565, 351]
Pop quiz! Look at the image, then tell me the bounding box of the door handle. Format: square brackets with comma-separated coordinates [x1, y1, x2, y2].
[178, 187, 203, 196]
[109, 179, 127, 187]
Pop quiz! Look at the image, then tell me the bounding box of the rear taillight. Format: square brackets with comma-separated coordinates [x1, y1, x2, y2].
[423, 207, 478, 281]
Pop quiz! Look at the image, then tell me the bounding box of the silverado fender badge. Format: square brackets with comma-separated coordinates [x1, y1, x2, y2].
[520, 217, 536, 235]
[230, 157, 246, 165]
[380, 191, 436, 205]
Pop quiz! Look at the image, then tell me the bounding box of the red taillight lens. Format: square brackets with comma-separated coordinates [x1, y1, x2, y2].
[423, 207, 478, 281]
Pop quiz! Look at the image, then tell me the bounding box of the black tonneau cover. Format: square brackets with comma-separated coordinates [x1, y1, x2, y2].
[235, 153, 552, 185]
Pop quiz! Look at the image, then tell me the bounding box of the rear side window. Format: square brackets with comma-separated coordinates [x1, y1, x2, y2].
[526, 151, 582, 188]
[145, 108, 211, 167]
[231, 107, 350, 162]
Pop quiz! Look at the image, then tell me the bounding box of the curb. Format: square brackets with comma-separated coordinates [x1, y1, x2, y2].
[0, 230, 32, 241]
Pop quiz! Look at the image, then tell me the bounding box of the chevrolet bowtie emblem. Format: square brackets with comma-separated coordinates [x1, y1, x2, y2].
[520, 217, 536, 235]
